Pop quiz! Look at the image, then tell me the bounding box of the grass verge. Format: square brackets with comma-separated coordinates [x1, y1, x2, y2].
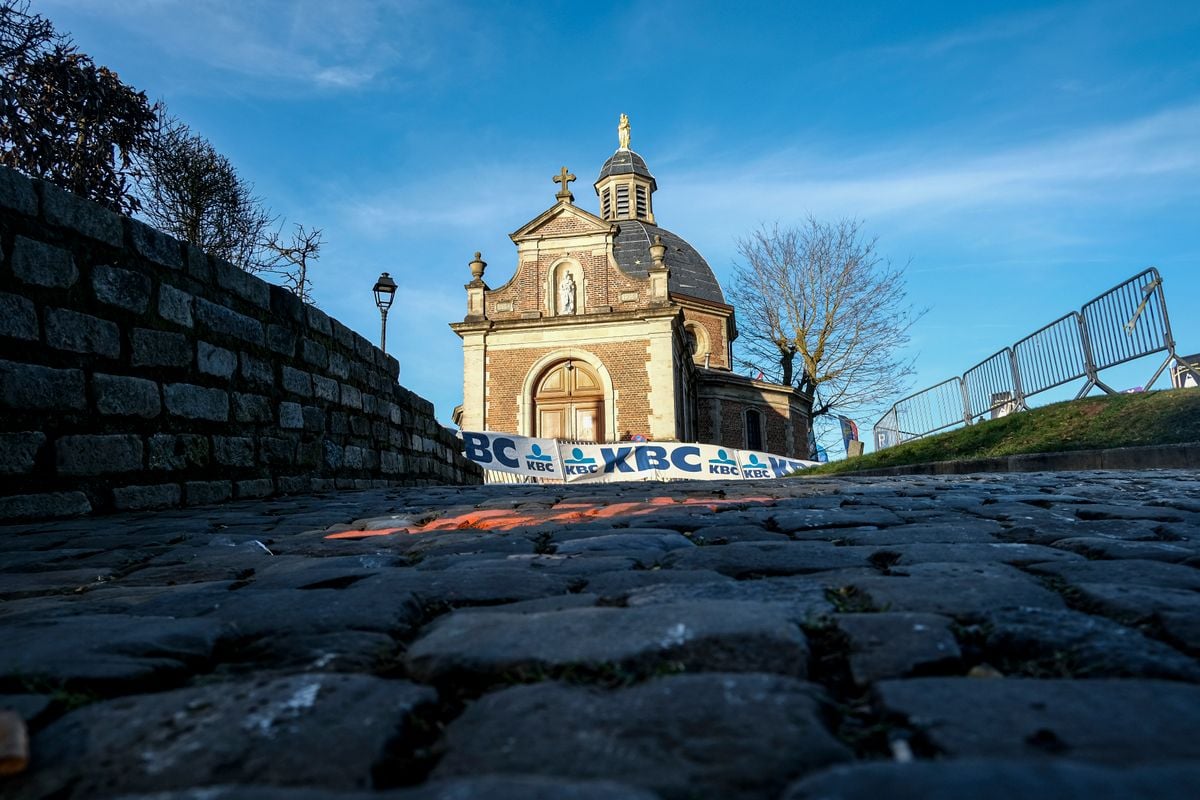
[801, 388, 1200, 477]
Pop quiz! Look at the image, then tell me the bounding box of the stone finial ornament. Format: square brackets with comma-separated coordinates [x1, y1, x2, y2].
[469, 252, 487, 280]
[618, 113, 631, 150]
[649, 234, 666, 269]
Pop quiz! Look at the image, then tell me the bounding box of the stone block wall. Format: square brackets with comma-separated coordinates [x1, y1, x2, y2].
[0, 166, 479, 520]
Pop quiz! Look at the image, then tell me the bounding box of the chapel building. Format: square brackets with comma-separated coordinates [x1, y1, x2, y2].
[450, 116, 812, 457]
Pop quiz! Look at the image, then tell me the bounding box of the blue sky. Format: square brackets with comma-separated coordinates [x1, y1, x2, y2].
[41, 0, 1200, 447]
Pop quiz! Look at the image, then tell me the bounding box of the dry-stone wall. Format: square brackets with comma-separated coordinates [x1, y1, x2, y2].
[0, 166, 480, 520]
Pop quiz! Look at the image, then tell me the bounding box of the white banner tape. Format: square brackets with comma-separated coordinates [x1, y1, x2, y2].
[461, 431, 817, 482]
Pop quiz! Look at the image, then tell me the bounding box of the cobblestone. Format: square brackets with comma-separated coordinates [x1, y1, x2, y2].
[0, 470, 1198, 798]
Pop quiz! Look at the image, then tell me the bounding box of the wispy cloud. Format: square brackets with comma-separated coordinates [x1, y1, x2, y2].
[663, 101, 1200, 233]
[868, 6, 1063, 60]
[42, 0, 457, 94]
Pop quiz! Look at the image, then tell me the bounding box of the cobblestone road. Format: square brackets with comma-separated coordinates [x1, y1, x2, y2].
[3, 471, 1200, 799]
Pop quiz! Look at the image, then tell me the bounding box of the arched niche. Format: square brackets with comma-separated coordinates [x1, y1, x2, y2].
[684, 320, 710, 362]
[548, 258, 582, 316]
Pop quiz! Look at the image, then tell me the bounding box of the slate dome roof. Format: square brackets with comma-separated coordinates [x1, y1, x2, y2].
[596, 149, 657, 191]
[612, 220, 726, 305]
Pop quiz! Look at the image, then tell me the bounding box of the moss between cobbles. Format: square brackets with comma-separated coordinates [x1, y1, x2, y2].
[801, 619, 927, 760]
[824, 585, 884, 613]
[802, 388, 1200, 476]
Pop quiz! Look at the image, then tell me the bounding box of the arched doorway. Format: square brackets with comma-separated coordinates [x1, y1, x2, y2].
[533, 359, 605, 441]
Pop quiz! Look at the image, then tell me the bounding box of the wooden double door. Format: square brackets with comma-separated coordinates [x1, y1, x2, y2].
[534, 360, 604, 442]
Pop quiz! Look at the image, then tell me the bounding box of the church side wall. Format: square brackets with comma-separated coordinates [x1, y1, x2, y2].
[681, 306, 731, 370]
[0, 166, 479, 520]
[697, 381, 811, 458]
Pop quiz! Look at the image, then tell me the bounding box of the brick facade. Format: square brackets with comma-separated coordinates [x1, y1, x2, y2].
[680, 302, 733, 370]
[483, 338, 655, 438]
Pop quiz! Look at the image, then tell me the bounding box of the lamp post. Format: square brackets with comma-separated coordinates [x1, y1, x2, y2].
[372, 272, 397, 353]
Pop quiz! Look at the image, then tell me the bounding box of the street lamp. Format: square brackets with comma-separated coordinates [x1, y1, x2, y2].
[372, 272, 397, 353]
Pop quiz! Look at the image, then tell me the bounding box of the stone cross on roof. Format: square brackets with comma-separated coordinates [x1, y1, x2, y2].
[553, 166, 576, 202]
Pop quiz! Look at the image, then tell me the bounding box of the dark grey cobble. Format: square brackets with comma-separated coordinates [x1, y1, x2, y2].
[0, 490, 89, 519]
[312, 374, 339, 402]
[184, 479, 231, 505]
[214, 258, 270, 308]
[195, 298, 265, 346]
[279, 402, 304, 430]
[233, 393, 272, 423]
[235, 477, 274, 498]
[132, 328, 191, 368]
[184, 242, 210, 281]
[148, 434, 209, 471]
[126, 218, 183, 269]
[10, 236, 77, 288]
[0, 292, 39, 340]
[340, 383, 363, 410]
[40, 180, 122, 245]
[157, 283, 194, 327]
[238, 351, 274, 389]
[93, 373, 161, 418]
[281, 365, 313, 397]
[267, 323, 296, 356]
[0, 360, 86, 410]
[112, 482, 182, 510]
[91, 265, 151, 313]
[163, 383, 228, 421]
[212, 435, 255, 467]
[0, 165, 37, 215]
[56, 433, 143, 475]
[45, 308, 120, 358]
[328, 351, 350, 379]
[302, 337, 328, 368]
[306, 305, 333, 336]
[197, 341, 237, 378]
[1, 471, 1198, 800]
[0, 432, 46, 475]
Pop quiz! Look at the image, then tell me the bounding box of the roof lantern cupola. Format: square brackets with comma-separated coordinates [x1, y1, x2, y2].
[594, 113, 657, 224]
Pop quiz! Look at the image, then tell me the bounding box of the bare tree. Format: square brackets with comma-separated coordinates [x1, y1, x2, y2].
[0, 1, 155, 213]
[0, 0, 52, 64]
[133, 111, 272, 271]
[261, 223, 323, 303]
[728, 218, 924, 420]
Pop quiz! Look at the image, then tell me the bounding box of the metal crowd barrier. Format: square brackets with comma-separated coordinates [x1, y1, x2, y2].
[873, 267, 1195, 449]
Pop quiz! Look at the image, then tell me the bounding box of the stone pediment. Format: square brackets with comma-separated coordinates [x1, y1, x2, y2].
[510, 201, 613, 243]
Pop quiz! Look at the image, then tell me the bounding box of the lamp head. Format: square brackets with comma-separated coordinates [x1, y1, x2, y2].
[373, 272, 397, 310]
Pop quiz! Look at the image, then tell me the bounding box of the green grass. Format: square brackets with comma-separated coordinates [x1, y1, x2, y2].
[802, 388, 1200, 476]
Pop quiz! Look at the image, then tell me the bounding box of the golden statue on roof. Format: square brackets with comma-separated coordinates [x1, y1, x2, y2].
[618, 113, 631, 150]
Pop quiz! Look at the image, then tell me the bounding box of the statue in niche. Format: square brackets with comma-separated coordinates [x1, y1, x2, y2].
[559, 272, 576, 315]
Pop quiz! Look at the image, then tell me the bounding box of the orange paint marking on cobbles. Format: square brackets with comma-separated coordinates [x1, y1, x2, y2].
[324, 495, 780, 540]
